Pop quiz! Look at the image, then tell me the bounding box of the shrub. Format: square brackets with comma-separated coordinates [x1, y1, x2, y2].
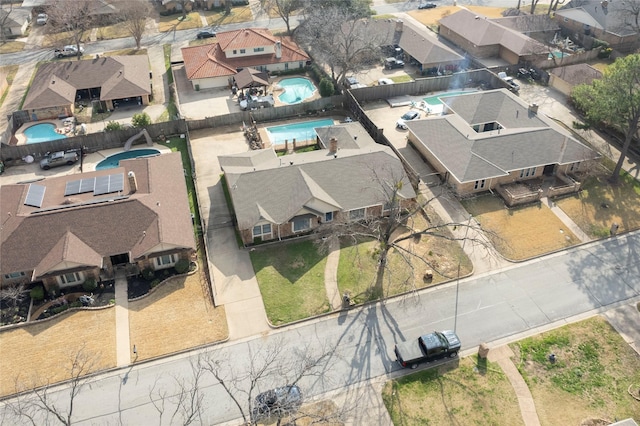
[30, 285, 45, 301]
[319, 78, 335, 97]
[131, 112, 151, 128]
[83, 278, 97, 292]
[142, 268, 155, 281]
[592, 39, 610, 49]
[104, 121, 123, 132]
[47, 283, 60, 298]
[174, 258, 190, 274]
[598, 47, 612, 59]
[109, 299, 116, 305]
[70, 301, 82, 308]
[150, 279, 161, 288]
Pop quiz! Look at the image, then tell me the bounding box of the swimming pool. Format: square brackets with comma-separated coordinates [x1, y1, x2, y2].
[548, 50, 569, 59]
[277, 78, 316, 105]
[423, 90, 478, 106]
[24, 123, 67, 144]
[96, 149, 161, 170]
[266, 119, 334, 144]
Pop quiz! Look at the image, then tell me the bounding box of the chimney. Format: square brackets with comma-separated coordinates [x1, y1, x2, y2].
[329, 137, 338, 154]
[127, 171, 137, 193]
[275, 41, 282, 59]
[529, 103, 539, 114]
[395, 19, 404, 33]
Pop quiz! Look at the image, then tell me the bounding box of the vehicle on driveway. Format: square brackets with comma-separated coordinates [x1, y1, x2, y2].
[40, 150, 79, 170]
[419, 2, 437, 9]
[196, 29, 216, 39]
[378, 78, 394, 85]
[395, 330, 461, 369]
[54, 45, 84, 58]
[498, 71, 520, 93]
[251, 385, 303, 423]
[36, 13, 48, 25]
[384, 57, 405, 69]
[396, 110, 420, 129]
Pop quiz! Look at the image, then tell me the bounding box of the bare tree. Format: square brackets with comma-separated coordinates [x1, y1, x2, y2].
[0, 3, 14, 43]
[46, 0, 95, 59]
[149, 360, 205, 426]
[0, 283, 27, 324]
[4, 345, 99, 425]
[117, 0, 151, 49]
[296, 9, 393, 85]
[260, 0, 302, 35]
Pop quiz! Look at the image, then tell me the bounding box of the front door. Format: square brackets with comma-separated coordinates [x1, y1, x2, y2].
[543, 164, 555, 176]
[110, 253, 129, 265]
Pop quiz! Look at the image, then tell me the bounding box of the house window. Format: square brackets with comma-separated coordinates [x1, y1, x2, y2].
[299, 62, 303, 68]
[253, 223, 272, 239]
[240, 49, 246, 54]
[155, 254, 177, 268]
[349, 208, 365, 221]
[4, 272, 25, 279]
[325, 212, 333, 222]
[285, 63, 289, 70]
[474, 179, 486, 190]
[233, 49, 237, 54]
[254, 47, 264, 52]
[520, 167, 537, 178]
[292, 217, 311, 232]
[59, 272, 82, 285]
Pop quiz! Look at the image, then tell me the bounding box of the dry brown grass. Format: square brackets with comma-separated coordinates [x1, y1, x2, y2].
[0, 309, 117, 397]
[408, 5, 507, 26]
[462, 195, 579, 260]
[128, 270, 228, 361]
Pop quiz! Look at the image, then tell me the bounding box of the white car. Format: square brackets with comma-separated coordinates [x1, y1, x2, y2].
[396, 110, 421, 129]
[36, 13, 48, 25]
[378, 78, 394, 85]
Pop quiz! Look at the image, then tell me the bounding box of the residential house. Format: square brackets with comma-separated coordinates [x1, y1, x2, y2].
[439, 9, 550, 66]
[406, 89, 599, 198]
[0, 6, 30, 37]
[219, 122, 417, 246]
[22, 0, 121, 25]
[22, 55, 152, 120]
[159, 0, 194, 14]
[555, 0, 640, 53]
[181, 28, 310, 90]
[548, 63, 602, 96]
[0, 153, 196, 291]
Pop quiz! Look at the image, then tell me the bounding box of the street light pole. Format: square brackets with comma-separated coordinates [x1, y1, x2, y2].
[454, 215, 472, 333]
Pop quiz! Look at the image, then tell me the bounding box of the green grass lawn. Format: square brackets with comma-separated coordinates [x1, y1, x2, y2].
[383, 356, 523, 425]
[511, 316, 640, 425]
[250, 240, 330, 325]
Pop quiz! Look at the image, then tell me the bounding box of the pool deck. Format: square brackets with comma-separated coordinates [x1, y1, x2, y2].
[257, 116, 340, 150]
[14, 119, 72, 145]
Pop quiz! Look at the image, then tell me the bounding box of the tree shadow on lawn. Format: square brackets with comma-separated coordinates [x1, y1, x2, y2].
[250, 239, 326, 283]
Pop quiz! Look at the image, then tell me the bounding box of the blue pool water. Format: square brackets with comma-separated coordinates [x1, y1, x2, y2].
[277, 78, 316, 105]
[24, 123, 67, 144]
[548, 51, 569, 59]
[423, 90, 478, 106]
[96, 149, 161, 170]
[266, 119, 334, 144]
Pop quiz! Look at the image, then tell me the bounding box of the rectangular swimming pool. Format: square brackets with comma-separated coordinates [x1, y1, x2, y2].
[423, 90, 478, 106]
[265, 119, 334, 144]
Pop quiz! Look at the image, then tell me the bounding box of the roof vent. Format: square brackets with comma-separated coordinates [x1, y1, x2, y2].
[329, 137, 338, 154]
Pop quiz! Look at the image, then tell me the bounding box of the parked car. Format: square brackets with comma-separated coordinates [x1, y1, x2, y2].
[36, 13, 48, 25]
[498, 72, 520, 93]
[394, 330, 461, 369]
[196, 29, 216, 39]
[378, 78, 394, 85]
[385, 57, 405, 69]
[345, 76, 359, 88]
[54, 45, 84, 58]
[40, 151, 79, 170]
[396, 110, 420, 129]
[419, 3, 437, 9]
[251, 385, 303, 423]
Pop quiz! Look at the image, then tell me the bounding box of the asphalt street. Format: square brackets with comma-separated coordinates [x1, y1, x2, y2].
[3, 230, 636, 425]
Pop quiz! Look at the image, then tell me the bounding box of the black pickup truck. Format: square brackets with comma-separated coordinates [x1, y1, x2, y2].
[394, 330, 461, 369]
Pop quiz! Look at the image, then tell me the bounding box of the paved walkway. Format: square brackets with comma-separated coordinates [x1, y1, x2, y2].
[113, 269, 132, 367]
[541, 196, 592, 243]
[324, 237, 343, 311]
[603, 302, 640, 355]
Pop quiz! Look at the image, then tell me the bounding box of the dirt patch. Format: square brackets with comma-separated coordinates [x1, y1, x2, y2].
[462, 194, 579, 260]
[510, 316, 640, 425]
[128, 270, 228, 361]
[0, 309, 117, 398]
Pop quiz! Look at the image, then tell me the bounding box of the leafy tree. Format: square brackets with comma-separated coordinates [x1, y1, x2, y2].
[131, 112, 151, 128]
[118, 1, 151, 49]
[104, 121, 123, 132]
[260, 0, 302, 35]
[572, 54, 640, 183]
[29, 285, 45, 301]
[318, 78, 335, 97]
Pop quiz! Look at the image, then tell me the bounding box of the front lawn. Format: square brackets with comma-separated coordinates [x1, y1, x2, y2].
[0, 40, 24, 54]
[204, 6, 254, 26]
[511, 316, 640, 425]
[555, 170, 640, 238]
[96, 22, 132, 40]
[158, 12, 202, 32]
[250, 240, 330, 325]
[382, 356, 522, 425]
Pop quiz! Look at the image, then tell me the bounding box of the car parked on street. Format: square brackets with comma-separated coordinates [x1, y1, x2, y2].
[54, 45, 84, 58]
[396, 110, 420, 129]
[251, 385, 303, 423]
[395, 330, 461, 369]
[196, 29, 216, 39]
[419, 3, 437, 9]
[39, 150, 79, 170]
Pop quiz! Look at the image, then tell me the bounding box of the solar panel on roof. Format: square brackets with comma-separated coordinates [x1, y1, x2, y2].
[64, 180, 81, 196]
[94, 173, 125, 196]
[25, 184, 46, 208]
[80, 178, 95, 193]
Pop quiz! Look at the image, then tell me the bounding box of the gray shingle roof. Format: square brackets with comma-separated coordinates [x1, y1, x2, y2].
[558, 0, 638, 36]
[406, 89, 599, 183]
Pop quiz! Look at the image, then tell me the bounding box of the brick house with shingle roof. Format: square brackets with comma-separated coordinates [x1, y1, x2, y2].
[181, 28, 310, 89]
[406, 89, 599, 196]
[0, 153, 195, 291]
[23, 55, 152, 120]
[219, 122, 416, 246]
